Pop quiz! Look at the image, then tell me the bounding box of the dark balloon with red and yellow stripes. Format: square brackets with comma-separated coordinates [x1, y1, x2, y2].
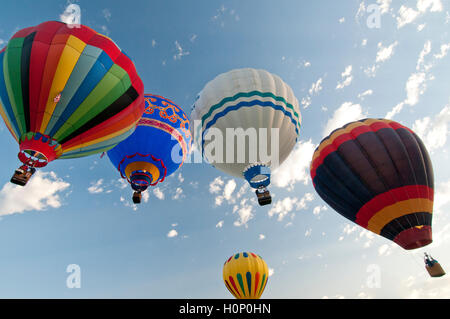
[0, 21, 144, 186]
[310, 118, 434, 250]
[223, 252, 269, 299]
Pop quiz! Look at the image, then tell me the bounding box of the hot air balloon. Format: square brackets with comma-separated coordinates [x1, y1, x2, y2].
[0, 21, 144, 186]
[191, 68, 301, 206]
[107, 94, 192, 204]
[310, 118, 434, 250]
[223, 252, 269, 299]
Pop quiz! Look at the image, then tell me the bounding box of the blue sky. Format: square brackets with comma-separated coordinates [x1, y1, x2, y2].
[0, 0, 450, 298]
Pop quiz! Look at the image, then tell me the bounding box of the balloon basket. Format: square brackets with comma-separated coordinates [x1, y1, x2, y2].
[132, 191, 142, 204]
[255, 188, 272, 206]
[426, 262, 446, 278]
[10, 167, 35, 186]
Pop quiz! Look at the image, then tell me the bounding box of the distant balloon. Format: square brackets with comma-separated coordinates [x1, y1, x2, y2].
[223, 252, 269, 299]
[0, 21, 144, 186]
[191, 68, 301, 206]
[107, 94, 192, 204]
[310, 118, 434, 250]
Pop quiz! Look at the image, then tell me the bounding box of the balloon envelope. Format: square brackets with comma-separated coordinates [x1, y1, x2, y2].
[191, 68, 301, 191]
[0, 21, 144, 167]
[107, 94, 191, 193]
[223, 252, 269, 299]
[310, 118, 434, 250]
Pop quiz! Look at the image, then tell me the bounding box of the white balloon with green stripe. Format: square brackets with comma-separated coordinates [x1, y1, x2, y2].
[191, 68, 301, 204]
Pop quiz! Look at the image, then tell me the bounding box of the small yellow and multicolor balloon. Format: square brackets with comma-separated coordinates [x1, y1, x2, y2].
[222, 252, 269, 299]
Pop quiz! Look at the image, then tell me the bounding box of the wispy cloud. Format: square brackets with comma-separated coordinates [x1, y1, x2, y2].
[173, 41, 190, 60]
[336, 65, 353, 90]
[323, 102, 366, 137]
[364, 41, 398, 77]
[396, 0, 443, 29]
[102, 8, 111, 21]
[385, 41, 448, 119]
[272, 139, 316, 190]
[88, 179, 104, 194]
[413, 103, 450, 153]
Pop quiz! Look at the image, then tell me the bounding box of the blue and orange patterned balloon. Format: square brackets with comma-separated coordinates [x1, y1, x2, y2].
[107, 94, 191, 203]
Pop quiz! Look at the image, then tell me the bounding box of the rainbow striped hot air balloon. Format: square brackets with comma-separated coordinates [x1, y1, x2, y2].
[223, 252, 269, 299]
[107, 94, 192, 204]
[310, 118, 434, 250]
[0, 21, 144, 186]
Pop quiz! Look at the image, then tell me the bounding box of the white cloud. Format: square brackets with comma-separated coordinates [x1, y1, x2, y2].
[417, 0, 443, 13]
[405, 72, 427, 106]
[309, 78, 323, 96]
[434, 43, 450, 59]
[272, 139, 316, 190]
[376, 41, 398, 63]
[0, 171, 70, 216]
[173, 40, 190, 60]
[153, 187, 165, 200]
[403, 275, 450, 298]
[339, 17, 345, 24]
[413, 104, 450, 152]
[268, 193, 314, 222]
[385, 71, 430, 119]
[268, 268, 274, 277]
[312, 205, 328, 217]
[417, 23, 426, 31]
[60, 3, 81, 25]
[102, 8, 111, 21]
[216, 220, 224, 228]
[209, 176, 224, 194]
[397, 5, 420, 28]
[305, 228, 312, 237]
[233, 198, 254, 227]
[172, 187, 184, 200]
[434, 179, 450, 214]
[377, 0, 392, 14]
[302, 77, 323, 109]
[223, 179, 236, 201]
[88, 179, 104, 194]
[417, 41, 432, 71]
[119, 196, 137, 211]
[259, 234, 266, 240]
[212, 178, 237, 206]
[301, 96, 312, 109]
[364, 41, 398, 77]
[397, 0, 443, 28]
[339, 224, 358, 241]
[167, 229, 178, 238]
[142, 191, 150, 203]
[357, 89, 373, 100]
[268, 197, 298, 222]
[336, 65, 353, 90]
[323, 102, 366, 137]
